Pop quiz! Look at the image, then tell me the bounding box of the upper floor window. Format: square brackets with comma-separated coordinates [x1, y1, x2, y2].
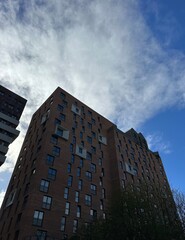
[68, 176, 73, 187]
[85, 195, 92, 206]
[46, 155, 55, 166]
[33, 211, 44, 226]
[42, 196, 52, 209]
[64, 187, 69, 199]
[48, 168, 57, 180]
[52, 146, 60, 156]
[40, 179, 49, 193]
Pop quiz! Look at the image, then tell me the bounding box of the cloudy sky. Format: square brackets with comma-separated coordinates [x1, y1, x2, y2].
[0, 0, 185, 206]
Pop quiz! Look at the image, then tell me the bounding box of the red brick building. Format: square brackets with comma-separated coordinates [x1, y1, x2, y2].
[0, 87, 172, 239]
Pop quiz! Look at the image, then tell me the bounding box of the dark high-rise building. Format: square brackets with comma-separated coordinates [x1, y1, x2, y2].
[0, 85, 27, 166]
[0, 87, 174, 239]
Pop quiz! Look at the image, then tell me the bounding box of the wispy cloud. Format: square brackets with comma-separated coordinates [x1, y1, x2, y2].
[0, 0, 184, 177]
[146, 133, 171, 154]
[0, 190, 6, 207]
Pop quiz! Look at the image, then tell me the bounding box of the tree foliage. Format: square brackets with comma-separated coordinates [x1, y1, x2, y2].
[74, 184, 185, 240]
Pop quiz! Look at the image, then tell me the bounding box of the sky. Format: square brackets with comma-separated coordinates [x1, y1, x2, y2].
[0, 0, 185, 207]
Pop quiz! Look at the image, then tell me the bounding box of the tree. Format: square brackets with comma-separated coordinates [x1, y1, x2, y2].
[77, 184, 185, 240]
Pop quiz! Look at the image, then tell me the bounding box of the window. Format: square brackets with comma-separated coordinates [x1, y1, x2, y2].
[71, 154, 75, 163]
[36, 230, 47, 240]
[64, 188, 69, 199]
[92, 118, 96, 124]
[70, 144, 74, 153]
[60, 92, 66, 100]
[33, 211, 44, 226]
[91, 146, 96, 154]
[73, 220, 78, 233]
[88, 122, 92, 129]
[79, 159, 83, 168]
[101, 168, 105, 176]
[57, 104, 64, 112]
[79, 147, 83, 154]
[90, 184, 97, 194]
[75, 191, 79, 203]
[54, 118, 61, 126]
[42, 196, 52, 209]
[99, 177, 103, 186]
[68, 176, 73, 187]
[98, 158, 102, 166]
[85, 195, 92, 206]
[40, 179, 49, 193]
[77, 167, 81, 177]
[46, 155, 55, 166]
[91, 131, 96, 139]
[48, 168, 57, 180]
[65, 202, 70, 215]
[60, 113, 66, 121]
[90, 209, 97, 220]
[52, 146, 60, 156]
[100, 200, 104, 210]
[56, 128, 63, 137]
[80, 132, 83, 139]
[90, 163, 96, 173]
[86, 152, 92, 161]
[67, 163, 71, 173]
[102, 188, 106, 199]
[78, 180, 83, 190]
[87, 136, 92, 144]
[60, 217, 66, 232]
[50, 135, 58, 144]
[86, 171, 92, 181]
[77, 205, 81, 218]
[73, 136, 76, 144]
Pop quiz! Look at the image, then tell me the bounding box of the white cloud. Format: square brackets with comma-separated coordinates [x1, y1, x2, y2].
[0, 190, 6, 208]
[146, 133, 171, 155]
[0, 0, 184, 179]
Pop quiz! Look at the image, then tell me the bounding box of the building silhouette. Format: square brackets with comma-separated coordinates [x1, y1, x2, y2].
[0, 87, 174, 239]
[0, 85, 26, 166]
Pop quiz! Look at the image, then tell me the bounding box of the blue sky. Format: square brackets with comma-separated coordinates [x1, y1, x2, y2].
[0, 0, 185, 205]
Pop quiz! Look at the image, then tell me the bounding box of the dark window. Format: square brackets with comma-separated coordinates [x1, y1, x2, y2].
[90, 184, 97, 194]
[42, 196, 52, 209]
[88, 122, 92, 129]
[61, 217, 66, 232]
[86, 152, 92, 161]
[86, 171, 92, 181]
[67, 163, 71, 173]
[68, 176, 73, 186]
[70, 144, 74, 153]
[71, 154, 75, 163]
[46, 155, 55, 166]
[78, 180, 83, 190]
[85, 195, 91, 206]
[54, 118, 61, 126]
[57, 104, 64, 112]
[48, 168, 57, 180]
[87, 136, 92, 144]
[75, 191, 79, 202]
[60, 92, 66, 100]
[91, 131, 96, 138]
[52, 146, 60, 156]
[60, 113, 66, 121]
[77, 167, 81, 177]
[50, 135, 58, 145]
[80, 132, 83, 139]
[40, 179, 49, 193]
[79, 159, 83, 167]
[36, 230, 47, 240]
[65, 202, 70, 215]
[77, 205, 81, 218]
[64, 188, 69, 199]
[33, 211, 44, 226]
[56, 128, 63, 137]
[90, 163, 96, 173]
